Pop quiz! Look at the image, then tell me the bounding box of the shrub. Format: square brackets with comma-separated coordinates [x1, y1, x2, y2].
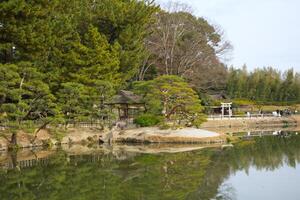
[191, 114, 207, 128]
[134, 114, 162, 127]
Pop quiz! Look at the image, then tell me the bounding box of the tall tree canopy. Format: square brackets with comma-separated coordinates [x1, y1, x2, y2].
[137, 2, 232, 93]
[0, 0, 158, 125]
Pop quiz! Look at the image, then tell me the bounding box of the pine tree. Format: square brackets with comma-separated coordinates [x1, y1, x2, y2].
[133, 75, 205, 126]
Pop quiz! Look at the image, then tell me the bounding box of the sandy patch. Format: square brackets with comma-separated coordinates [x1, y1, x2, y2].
[115, 127, 224, 144]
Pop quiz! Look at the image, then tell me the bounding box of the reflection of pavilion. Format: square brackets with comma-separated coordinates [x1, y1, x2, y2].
[221, 102, 232, 118]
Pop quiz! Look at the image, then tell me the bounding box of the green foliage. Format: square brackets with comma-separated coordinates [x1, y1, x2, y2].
[92, 0, 159, 81]
[0, 0, 158, 129]
[0, 63, 57, 123]
[158, 122, 171, 130]
[0, 0, 60, 64]
[64, 25, 121, 89]
[133, 75, 206, 127]
[232, 99, 256, 106]
[57, 82, 90, 123]
[134, 114, 162, 127]
[191, 114, 207, 128]
[227, 66, 300, 103]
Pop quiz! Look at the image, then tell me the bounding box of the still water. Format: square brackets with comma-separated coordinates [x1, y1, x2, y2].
[0, 132, 300, 200]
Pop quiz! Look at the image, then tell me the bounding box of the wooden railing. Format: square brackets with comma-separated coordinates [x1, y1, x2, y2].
[207, 114, 281, 120]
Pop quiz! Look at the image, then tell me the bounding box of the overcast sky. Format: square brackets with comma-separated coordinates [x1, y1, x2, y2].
[157, 0, 300, 72]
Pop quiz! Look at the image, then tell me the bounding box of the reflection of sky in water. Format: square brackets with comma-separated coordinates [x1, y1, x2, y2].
[217, 164, 300, 200]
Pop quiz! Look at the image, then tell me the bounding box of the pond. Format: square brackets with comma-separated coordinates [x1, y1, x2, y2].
[0, 131, 300, 200]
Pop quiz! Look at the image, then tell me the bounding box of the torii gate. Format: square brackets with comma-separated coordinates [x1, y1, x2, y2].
[221, 102, 232, 118]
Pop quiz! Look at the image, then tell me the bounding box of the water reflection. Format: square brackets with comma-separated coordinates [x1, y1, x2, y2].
[0, 133, 300, 200]
[229, 129, 299, 138]
[217, 165, 300, 200]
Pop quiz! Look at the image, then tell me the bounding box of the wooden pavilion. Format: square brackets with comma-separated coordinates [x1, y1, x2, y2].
[106, 90, 145, 120]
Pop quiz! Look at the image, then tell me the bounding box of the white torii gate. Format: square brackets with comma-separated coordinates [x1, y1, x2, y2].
[221, 102, 232, 118]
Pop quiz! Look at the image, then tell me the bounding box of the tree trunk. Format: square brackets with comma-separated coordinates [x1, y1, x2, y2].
[166, 104, 184, 119]
[31, 121, 51, 144]
[11, 133, 17, 146]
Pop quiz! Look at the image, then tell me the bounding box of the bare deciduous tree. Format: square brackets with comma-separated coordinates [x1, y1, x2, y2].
[138, 1, 232, 92]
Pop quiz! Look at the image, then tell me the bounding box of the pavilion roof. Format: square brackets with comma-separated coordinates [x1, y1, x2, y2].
[109, 90, 143, 105]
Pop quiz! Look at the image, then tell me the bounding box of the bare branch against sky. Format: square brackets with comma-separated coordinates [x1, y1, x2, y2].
[156, 0, 300, 72]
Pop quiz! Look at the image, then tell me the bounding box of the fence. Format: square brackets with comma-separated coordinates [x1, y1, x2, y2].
[0, 157, 50, 170]
[207, 114, 281, 120]
[0, 118, 134, 130]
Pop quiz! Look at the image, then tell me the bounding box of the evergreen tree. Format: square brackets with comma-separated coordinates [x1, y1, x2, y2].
[0, 62, 57, 145]
[0, 0, 158, 127]
[226, 67, 300, 103]
[0, 63, 56, 123]
[0, 0, 60, 64]
[133, 75, 205, 126]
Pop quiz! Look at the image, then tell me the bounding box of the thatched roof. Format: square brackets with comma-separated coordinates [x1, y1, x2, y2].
[109, 90, 143, 105]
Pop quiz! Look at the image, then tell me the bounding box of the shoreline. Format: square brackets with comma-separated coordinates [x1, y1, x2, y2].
[200, 115, 300, 134]
[201, 115, 298, 129]
[0, 115, 299, 152]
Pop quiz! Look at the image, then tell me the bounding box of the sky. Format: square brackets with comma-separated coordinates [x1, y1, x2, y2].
[157, 0, 300, 72]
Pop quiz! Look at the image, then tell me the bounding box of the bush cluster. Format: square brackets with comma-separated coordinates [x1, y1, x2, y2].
[134, 114, 162, 127]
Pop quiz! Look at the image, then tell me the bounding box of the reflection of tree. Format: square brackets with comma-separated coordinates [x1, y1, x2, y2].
[0, 135, 300, 200]
[0, 150, 212, 199]
[9, 151, 19, 170]
[189, 135, 300, 199]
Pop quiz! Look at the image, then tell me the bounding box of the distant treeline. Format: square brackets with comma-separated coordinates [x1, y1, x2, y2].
[226, 66, 300, 103]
